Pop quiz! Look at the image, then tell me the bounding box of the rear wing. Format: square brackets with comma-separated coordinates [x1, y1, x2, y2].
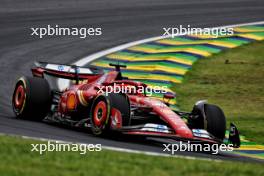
[32, 61, 103, 82]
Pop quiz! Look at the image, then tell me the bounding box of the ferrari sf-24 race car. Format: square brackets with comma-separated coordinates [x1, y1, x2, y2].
[12, 61, 240, 147]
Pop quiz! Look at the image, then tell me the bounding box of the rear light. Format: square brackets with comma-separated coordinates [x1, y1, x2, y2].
[67, 93, 77, 110]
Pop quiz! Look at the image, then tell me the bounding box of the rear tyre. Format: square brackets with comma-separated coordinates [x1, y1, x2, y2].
[12, 76, 51, 121]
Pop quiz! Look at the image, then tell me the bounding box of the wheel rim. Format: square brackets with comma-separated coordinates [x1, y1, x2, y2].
[93, 101, 107, 127]
[14, 84, 25, 110]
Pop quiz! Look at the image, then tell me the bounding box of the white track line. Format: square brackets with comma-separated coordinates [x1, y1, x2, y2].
[74, 21, 264, 66]
[39, 21, 264, 160]
[0, 133, 220, 162]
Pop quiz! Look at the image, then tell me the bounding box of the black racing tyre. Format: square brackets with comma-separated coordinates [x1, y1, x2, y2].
[188, 103, 226, 140]
[12, 76, 51, 121]
[204, 104, 226, 140]
[90, 93, 131, 136]
[108, 93, 131, 126]
[90, 95, 111, 136]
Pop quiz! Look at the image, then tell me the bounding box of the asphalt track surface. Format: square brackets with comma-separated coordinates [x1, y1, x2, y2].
[1, 0, 264, 162]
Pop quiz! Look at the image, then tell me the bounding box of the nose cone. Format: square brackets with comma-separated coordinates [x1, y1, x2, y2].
[176, 126, 194, 138]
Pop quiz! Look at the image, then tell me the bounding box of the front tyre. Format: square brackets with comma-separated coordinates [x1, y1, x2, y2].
[204, 104, 226, 140]
[189, 103, 226, 140]
[90, 95, 111, 136]
[12, 76, 51, 121]
[90, 93, 131, 136]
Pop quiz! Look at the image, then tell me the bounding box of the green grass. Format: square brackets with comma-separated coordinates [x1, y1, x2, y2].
[173, 41, 264, 144]
[0, 135, 264, 176]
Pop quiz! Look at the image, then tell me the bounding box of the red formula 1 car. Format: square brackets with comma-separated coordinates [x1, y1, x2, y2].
[12, 61, 240, 147]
